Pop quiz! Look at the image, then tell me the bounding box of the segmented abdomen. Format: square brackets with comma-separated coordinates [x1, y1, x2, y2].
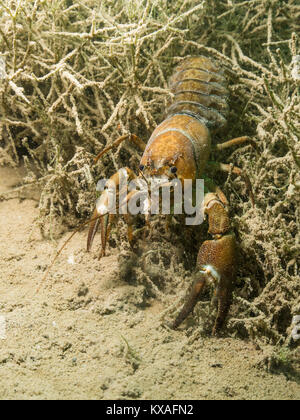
[167, 56, 229, 131]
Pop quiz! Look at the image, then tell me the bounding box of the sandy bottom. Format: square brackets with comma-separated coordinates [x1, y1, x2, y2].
[0, 167, 299, 400]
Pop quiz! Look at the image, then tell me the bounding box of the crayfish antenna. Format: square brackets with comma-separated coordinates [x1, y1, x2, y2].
[35, 214, 105, 294]
[94, 134, 129, 163]
[94, 134, 146, 164]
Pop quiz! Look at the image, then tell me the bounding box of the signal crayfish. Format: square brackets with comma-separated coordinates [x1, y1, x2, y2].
[45, 56, 255, 335]
[88, 56, 255, 335]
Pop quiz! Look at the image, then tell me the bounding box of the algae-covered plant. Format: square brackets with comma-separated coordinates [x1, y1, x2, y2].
[0, 0, 299, 347]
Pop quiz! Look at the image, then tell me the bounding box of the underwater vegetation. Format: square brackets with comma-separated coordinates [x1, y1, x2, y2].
[0, 0, 299, 346]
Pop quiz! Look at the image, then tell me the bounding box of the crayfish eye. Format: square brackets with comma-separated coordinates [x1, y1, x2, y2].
[170, 166, 177, 174]
[139, 164, 145, 171]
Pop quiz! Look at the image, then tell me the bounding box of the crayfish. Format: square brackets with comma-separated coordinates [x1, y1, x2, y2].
[43, 56, 255, 335]
[87, 56, 255, 335]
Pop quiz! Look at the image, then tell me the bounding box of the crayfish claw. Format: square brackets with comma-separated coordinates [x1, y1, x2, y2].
[87, 208, 100, 252]
[171, 193, 236, 334]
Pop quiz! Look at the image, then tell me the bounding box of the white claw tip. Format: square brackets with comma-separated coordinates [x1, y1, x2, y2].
[200, 264, 221, 284]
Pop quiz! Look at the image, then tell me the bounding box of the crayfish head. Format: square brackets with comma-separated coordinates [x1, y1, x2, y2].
[139, 131, 197, 184]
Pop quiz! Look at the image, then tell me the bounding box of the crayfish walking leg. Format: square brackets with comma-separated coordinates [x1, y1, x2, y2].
[171, 192, 237, 335]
